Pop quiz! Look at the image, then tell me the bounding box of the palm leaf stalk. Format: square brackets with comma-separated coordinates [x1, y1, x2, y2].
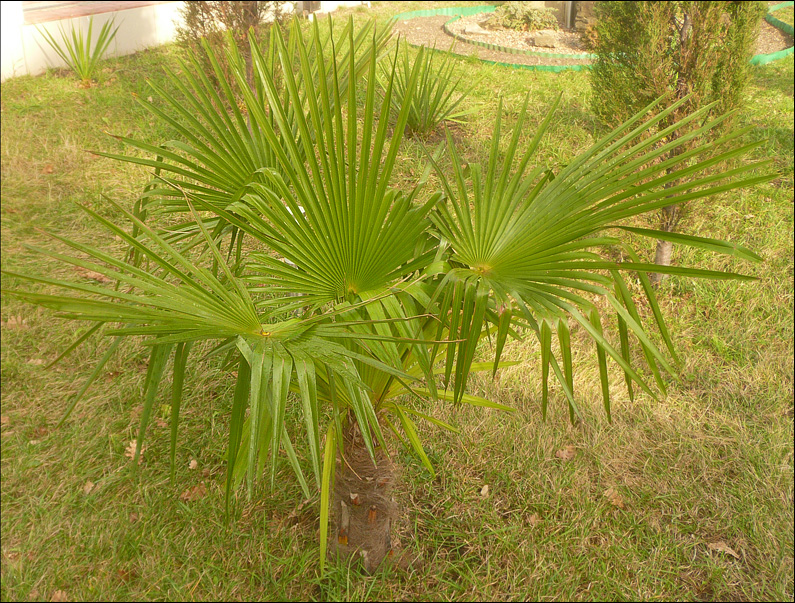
[4, 14, 774, 576]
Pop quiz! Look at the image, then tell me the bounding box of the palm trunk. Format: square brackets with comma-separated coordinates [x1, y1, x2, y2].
[329, 420, 397, 572]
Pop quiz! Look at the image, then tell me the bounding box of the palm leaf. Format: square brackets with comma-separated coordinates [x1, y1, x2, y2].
[429, 93, 774, 417]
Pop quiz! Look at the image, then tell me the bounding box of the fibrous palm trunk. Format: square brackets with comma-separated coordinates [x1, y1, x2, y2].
[328, 420, 397, 573]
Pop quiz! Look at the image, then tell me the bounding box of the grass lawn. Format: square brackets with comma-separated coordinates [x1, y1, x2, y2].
[1, 3, 793, 601]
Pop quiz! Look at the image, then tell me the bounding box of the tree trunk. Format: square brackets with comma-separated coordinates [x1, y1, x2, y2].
[329, 420, 398, 573]
[650, 10, 693, 285]
[650, 202, 681, 285]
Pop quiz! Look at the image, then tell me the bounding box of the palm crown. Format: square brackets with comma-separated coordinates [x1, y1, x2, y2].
[3, 16, 772, 571]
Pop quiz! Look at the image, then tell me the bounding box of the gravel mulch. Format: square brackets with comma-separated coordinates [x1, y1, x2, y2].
[756, 16, 793, 55]
[446, 13, 590, 55]
[392, 15, 592, 67]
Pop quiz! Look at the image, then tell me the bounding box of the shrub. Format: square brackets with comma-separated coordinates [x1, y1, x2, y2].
[38, 16, 119, 87]
[175, 1, 293, 88]
[488, 3, 560, 31]
[589, 1, 767, 278]
[382, 45, 478, 136]
[5, 17, 773, 575]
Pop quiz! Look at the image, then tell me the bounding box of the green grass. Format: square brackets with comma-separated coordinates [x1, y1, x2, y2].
[773, 5, 794, 27]
[2, 4, 793, 601]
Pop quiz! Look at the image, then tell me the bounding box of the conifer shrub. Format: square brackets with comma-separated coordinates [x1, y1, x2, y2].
[590, 1, 766, 125]
[588, 1, 767, 276]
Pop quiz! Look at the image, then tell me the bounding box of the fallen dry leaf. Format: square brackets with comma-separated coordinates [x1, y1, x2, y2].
[603, 487, 625, 509]
[27, 358, 45, 366]
[72, 266, 112, 284]
[50, 590, 68, 602]
[527, 513, 542, 527]
[129, 512, 139, 523]
[2, 315, 28, 330]
[555, 445, 577, 461]
[480, 484, 490, 498]
[124, 440, 145, 464]
[188, 459, 198, 470]
[287, 499, 311, 521]
[708, 541, 740, 559]
[82, 481, 95, 495]
[116, 568, 137, 583]
[180, 483, 207, 502]
[42, 164, 55, 174]
[4, 551, 21, 567]
[201, 468, 211, 478]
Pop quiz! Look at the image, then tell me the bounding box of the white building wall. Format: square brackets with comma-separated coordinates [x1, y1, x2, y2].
[1, 1, 184, 82]
[297, 1, 370, 15]
[1, 1, 26, 81]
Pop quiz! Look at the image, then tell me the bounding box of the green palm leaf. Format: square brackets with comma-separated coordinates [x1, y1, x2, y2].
[429, 93, 773, 413]
[381, 43, 479, 136]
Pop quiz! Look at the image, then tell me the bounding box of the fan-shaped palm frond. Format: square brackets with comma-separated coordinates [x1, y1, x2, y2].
[428, 92, 771, 416]
[94, 17, 394, 256]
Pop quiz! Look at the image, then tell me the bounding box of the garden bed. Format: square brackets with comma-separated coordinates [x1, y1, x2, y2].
[445, 13, 590, 56]
[392, 15, 592, 69]
[392, 3, 793, 70]
[758, 13, 794, 54]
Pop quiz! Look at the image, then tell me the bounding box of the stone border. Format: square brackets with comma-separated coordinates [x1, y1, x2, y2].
[390, 3, 795, 72]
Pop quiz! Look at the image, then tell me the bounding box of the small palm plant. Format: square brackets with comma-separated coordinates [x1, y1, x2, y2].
[5, 16, 773, 573]
[38, 16, 120, 87]
[382, 44, 478, 136]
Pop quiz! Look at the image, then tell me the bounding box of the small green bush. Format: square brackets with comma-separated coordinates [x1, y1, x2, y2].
[590, 1, 766, 126]
[176, 1, 291, 88]
[38, 16, 119, 87]
[488, 3, 560, 31]
[383, 45, 478, 136]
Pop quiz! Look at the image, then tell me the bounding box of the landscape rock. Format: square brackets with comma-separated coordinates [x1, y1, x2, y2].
[530, 32, 557, 48]
[464, 23, 489, 35]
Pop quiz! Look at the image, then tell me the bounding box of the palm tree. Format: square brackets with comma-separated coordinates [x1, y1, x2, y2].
[3, 17, 772, 573]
